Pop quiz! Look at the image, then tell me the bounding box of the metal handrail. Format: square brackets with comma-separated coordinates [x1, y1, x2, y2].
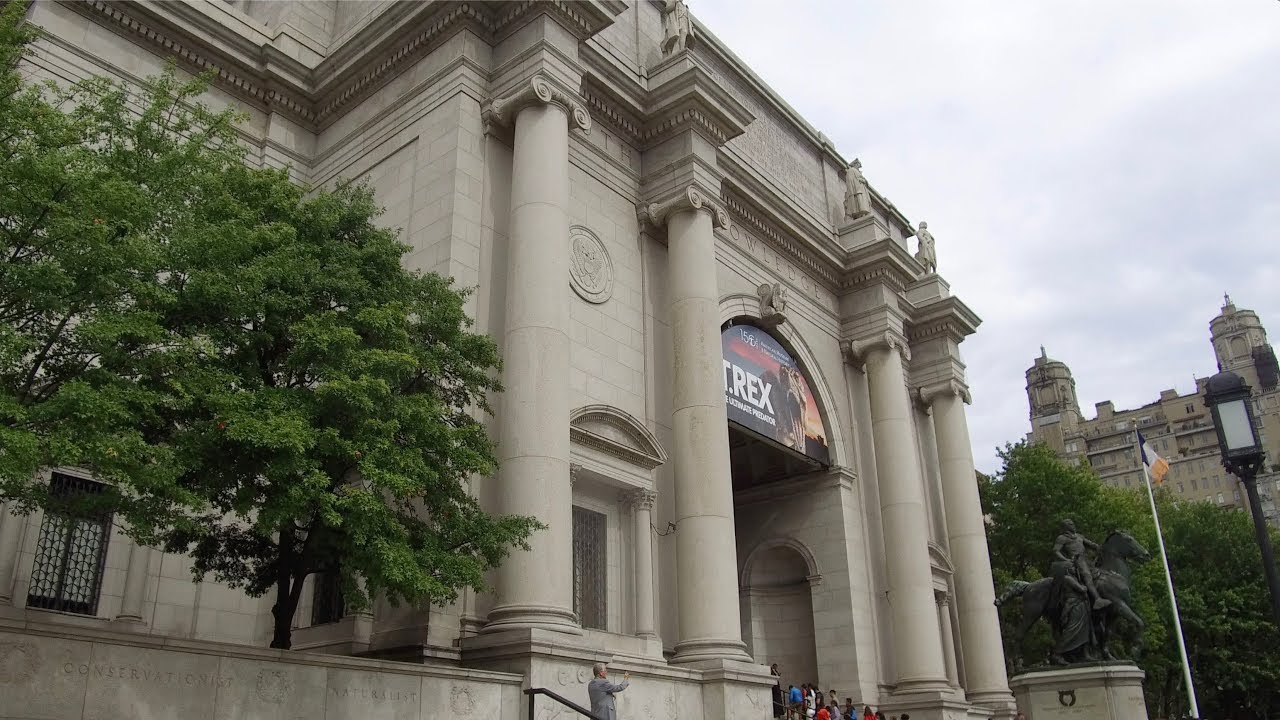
[524, 687, 604, 720]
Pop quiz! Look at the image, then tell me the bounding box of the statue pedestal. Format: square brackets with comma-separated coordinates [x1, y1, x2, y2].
[1009, 664, 1147, 720]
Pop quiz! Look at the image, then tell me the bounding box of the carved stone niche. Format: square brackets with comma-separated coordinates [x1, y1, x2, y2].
[569, 405, 668, 489]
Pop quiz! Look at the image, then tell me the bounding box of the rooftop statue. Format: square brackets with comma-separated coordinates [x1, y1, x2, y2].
[914, 221, 937, 273]
[995, 523, 1151, 668]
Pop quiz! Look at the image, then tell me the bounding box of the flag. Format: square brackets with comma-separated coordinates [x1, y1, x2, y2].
[1138, 431, 1170, 485]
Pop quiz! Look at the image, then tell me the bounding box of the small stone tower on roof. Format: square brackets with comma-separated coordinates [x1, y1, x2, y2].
[1211, 294, 1278, 390]
[1025, 346, 1082, 453]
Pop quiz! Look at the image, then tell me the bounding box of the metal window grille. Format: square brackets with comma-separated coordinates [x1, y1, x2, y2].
[311, 568, 345, 625]
[27, 473, 112, 616]
[572, 506, 607, 630]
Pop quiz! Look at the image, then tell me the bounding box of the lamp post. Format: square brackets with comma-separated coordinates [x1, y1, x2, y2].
[1204, 370, 1280, 628]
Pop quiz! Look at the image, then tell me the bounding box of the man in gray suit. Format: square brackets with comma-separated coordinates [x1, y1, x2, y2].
[587, 663, 630, 720]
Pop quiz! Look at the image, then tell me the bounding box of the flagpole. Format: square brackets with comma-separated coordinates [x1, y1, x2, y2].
[1136, 434, 1200, 719]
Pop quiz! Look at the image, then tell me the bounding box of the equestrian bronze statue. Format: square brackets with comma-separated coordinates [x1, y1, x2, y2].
[995, 521, 1151, 668]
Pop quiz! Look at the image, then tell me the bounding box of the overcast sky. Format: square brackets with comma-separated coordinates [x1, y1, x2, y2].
[693, 0, 1280, 473]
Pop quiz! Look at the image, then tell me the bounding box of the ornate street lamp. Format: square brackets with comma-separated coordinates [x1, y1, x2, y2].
[1204, 370, 1280, 627]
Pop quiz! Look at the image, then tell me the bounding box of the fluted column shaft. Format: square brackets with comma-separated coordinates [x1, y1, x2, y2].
[932, 388, 1013, 703]
[0, 503, 24, 605]
[485, 92, 578, 633]
[662, 194, 750, 663]
[115, 542, 150, 621]
[866, 341, 949, 690]
[629, 490, 657, 638]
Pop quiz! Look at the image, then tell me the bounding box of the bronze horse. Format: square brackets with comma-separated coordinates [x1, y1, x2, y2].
[995, 530, 1151, 667]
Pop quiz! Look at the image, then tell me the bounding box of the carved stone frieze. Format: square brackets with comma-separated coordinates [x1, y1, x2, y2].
[637, 186, 729, 230]
[483, 75, 592, 134]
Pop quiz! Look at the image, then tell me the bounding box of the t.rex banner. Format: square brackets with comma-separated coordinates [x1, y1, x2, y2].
[721, 324, 830, 465]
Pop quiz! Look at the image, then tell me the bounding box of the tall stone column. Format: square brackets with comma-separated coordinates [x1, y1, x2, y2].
[115, 541, 151, 622]
[482, 76, 591, 634]
[935, 590, 959, 687]
[927, 383, 1014, 705]
[855, 332, 949, 690]
[627, 489, 657, 638]
[641, 187, 750, 663]
[0, 503, 25, 605]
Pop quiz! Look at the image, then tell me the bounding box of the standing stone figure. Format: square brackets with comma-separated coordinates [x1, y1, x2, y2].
[914, 221, 937, 273]
[1053, 519, 1111, 611]
[843, 158, 869, 218]
[660, 0, 692, 56]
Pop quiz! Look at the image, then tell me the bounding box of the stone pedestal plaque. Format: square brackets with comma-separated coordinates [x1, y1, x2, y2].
[1009, 665, 1147, 720]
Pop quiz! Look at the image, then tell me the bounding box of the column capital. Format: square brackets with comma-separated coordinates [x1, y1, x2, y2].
[483, 74, 592, 135]
[637, 185, 728, 230]
[842, 329, 911, 370]
[917, 380, 972, 407]
[934, 588, 953, 607]
[570, 463, 584, 487]
[621, 488, 657, 511]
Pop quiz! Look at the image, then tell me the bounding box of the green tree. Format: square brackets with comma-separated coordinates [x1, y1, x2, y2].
[0, 4, 538, 649]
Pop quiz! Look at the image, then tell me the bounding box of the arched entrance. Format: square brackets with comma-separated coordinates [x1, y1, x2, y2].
[740, 541, 819, 689]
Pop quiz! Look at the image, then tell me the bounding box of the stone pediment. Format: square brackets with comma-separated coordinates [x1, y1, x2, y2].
[570, 405, 667, 472]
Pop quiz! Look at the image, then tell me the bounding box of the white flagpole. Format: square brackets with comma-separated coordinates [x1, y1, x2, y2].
[1136, 435, 1200, 719]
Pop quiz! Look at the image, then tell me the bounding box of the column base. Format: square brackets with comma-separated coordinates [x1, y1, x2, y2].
[879, 687, 970, 720]
[480, 603, 582, 635]
[670, 637, 752, 665]
[964, 688, 1017, 718]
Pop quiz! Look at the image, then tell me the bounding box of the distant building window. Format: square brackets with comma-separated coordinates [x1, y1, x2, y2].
[311, 567, 345, 625]
[1185, 403, 1195, 414]
[572, 506, 607, 631]
[1217, 493, 1225, 505]
[1191, 478, 1198, 491]
[27, 473, 112, 616]
[1177, 483, 1185, 494]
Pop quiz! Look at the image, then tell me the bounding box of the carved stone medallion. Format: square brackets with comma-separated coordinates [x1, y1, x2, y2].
[450, 685, 477, 715]
[255, 668, 291, 704]
[0, 641, 39, 684]
[569, 226, 613, 304]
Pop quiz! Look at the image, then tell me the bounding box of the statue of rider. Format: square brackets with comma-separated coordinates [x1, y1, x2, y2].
[1052, 519, 1112, 610]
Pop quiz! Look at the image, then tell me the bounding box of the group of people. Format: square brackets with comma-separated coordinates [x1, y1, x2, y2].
[770, 665, 910, 720]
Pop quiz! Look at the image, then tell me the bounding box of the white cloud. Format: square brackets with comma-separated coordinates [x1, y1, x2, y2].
[694, 0, 1280, 471]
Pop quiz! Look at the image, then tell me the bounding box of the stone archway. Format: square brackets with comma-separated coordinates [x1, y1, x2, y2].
[740, 540, 820, 690]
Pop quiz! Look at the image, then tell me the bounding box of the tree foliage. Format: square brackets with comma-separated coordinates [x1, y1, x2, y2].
[0, 3, 538, 649]
[983, 441, 1280, 718]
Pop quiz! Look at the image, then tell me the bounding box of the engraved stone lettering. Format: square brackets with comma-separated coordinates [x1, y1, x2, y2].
[61, 662, 231, 688]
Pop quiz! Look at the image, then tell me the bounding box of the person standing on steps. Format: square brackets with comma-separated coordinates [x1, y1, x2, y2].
[588, 663, 630, 720]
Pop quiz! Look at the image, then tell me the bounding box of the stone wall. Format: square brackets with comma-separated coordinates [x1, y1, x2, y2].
[0, 618, 522, 720]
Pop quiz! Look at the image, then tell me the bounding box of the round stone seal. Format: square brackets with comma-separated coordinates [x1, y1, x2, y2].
[568, 226, 613, 304]
[255, 668, 291, 704]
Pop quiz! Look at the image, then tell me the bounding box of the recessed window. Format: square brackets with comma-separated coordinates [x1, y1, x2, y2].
[27, 473, 113, 616]
[572, 506, 607, 631]
[311, 566, 345, 625]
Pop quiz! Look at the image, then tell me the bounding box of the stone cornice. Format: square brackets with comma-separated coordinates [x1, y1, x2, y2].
[637, 185, 729, 230]
[569, 405, 667, 472]
[839, 239, 920, 295]
[642, 56, 753, 149]
[70, 1, 624, 131]
[719, 188, 841, 289]
[907, 296, 982, 345]
[482, 74, 592, 134]
[916, 380, 973, 408]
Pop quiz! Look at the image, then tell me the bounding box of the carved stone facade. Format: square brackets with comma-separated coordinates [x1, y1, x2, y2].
[0, 2, 1014, 719]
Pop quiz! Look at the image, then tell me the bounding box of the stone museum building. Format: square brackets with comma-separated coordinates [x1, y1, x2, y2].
[1026, 296, 1280, 525]
[0, 2, 1015, 719]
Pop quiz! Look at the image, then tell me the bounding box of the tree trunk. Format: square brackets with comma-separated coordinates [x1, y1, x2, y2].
[269, 532, 303, 649]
